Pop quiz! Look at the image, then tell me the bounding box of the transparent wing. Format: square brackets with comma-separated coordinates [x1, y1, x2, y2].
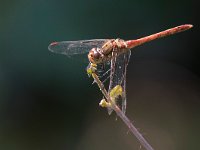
[108, 50, 131, 114]
[48, 39, 109, 56]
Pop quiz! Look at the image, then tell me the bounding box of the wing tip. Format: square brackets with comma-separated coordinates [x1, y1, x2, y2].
[48, 42, 58, 51]
[50, 42, 58, 46]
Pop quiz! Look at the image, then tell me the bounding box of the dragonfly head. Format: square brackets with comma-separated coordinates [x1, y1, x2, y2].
[88, 48, 104, 64]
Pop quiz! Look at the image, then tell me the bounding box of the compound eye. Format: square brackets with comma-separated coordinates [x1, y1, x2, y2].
[88, 48, 101, 63]
[93, 49, 101, 60]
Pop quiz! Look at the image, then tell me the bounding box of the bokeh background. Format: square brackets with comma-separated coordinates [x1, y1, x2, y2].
[0, 0, 199, 150]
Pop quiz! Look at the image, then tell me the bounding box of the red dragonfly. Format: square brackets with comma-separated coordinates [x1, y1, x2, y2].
[48, 24, 192, 114]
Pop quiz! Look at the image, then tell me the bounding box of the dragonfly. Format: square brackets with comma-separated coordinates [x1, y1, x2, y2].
[48, 24, 192, 115]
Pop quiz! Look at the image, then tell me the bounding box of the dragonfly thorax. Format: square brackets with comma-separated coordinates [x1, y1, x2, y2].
[88, 39, 128, 64]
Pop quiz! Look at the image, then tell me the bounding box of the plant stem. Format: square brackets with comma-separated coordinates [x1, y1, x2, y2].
[91, 71, 154, 150]
[113, 105, 154, 150]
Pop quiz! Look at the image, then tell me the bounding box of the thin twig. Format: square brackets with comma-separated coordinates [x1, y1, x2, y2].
[91, 71, 154, 150]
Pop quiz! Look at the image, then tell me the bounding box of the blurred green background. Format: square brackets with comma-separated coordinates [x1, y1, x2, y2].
[0, 0, 199, 150]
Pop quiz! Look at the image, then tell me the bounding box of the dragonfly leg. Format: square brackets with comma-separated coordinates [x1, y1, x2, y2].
[100, 68, 111, 78]
[100, 69, 111, 84]
[102, 74, 110, 84]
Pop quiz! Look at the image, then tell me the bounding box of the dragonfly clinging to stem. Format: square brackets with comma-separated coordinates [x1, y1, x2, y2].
[48, 24, 193, 115]
[48, 24, 192, 150]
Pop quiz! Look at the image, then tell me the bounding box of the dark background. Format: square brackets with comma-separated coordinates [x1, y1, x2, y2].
[0, 0, 199, 150]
